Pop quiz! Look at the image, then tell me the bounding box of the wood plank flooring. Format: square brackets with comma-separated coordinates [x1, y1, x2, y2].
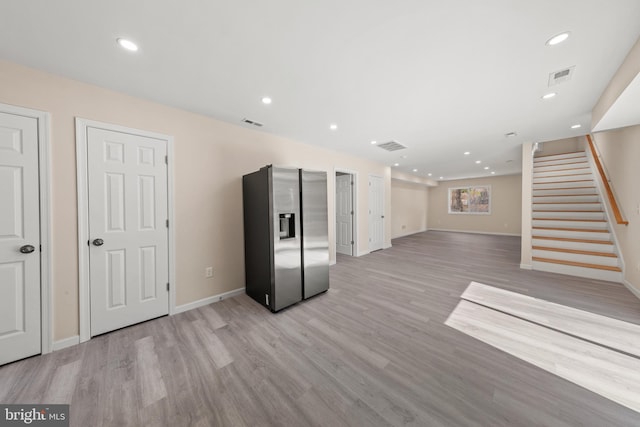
[2, 231, 640, 426]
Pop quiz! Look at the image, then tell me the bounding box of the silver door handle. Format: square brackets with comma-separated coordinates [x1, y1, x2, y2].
[381, 215, 385, 218]
[20, 245, 35, 254]
[92, 238, 104, 246]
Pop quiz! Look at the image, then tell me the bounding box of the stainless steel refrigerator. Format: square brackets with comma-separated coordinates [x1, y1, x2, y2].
[242, 165, 330, 312]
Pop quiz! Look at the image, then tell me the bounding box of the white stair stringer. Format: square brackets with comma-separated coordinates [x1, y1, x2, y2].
[530, 151, 622, 283]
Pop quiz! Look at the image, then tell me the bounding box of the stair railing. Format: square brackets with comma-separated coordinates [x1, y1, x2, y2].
[586, 134, 628, 225]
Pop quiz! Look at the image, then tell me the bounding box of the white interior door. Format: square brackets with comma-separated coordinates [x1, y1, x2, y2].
[335, 173, 353, 256]
[0, 111, 40, 365]
[87, 127, 169, 336]
[368, 175, 384, 252]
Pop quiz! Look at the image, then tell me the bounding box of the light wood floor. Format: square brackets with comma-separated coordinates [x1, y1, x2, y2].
[2, 231, 640, 426]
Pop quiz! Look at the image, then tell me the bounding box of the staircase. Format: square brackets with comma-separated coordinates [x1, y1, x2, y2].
[531, 151, 623, 282]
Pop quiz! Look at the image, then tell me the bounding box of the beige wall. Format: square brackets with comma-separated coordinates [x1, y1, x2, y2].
[428, 174, 522, 235]
[592, 37, 640, 128]
[391, 180, 428, 238]
[592, 126, 640, 293]
[535, 137, 584, 157]
[0, 60, 392, 341]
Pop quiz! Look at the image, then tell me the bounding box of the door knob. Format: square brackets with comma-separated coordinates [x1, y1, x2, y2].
[92, 238, 104, 246]
[20, 245, 35, 254]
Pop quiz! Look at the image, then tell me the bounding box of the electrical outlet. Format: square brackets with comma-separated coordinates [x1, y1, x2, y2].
[402, 225, 406, 230]
[205, 267, 213, 278]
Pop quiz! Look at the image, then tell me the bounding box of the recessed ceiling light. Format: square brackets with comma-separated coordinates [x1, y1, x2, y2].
[464, 151, 471, 155]
[484, 166, 490, 170]
[491, 171, 496, 175]
[329, 123, 338, 130]
[393, 163, 399, 167]
[571, 124, 581, 129]
[370, 140, 377, 145]
[412, 169, 418, 172]
[546, 32, 570, 46]
[475, 160, 482, 164]
[116, 38, 138, 52]
[439, 176, 444, 180]
[261, 97, 272, 105]
[428, 173, 432, 177]
[542, 92, 557, 100]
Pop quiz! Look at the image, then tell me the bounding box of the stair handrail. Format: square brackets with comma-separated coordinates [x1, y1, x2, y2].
[586, 134, 628, 225]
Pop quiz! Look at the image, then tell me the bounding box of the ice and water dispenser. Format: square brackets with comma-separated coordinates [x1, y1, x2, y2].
[279, 213, 295, 239]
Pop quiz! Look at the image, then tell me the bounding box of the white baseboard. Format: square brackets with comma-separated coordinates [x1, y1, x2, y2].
[520, 263, 532, 270]
[357, 250, 370, 257]
[52, 335, 80, 352]
[329, 260, 337, 266]
[383, 242, 392, 249]
[623, 279, 640, 300]
[428, 228, 521, 237]
[392, 229, 428, 239]
[174, 287, 245, 314]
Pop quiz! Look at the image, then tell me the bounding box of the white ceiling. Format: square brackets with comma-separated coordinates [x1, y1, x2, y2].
[1, 1, 639, 180]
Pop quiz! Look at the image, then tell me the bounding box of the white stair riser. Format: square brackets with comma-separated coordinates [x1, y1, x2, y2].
[532, 219, 608, 229]
[532, 250, 619, 267]
[533, 162, 589, 172]
[533, 203, 601, 211]
[532, 188, 597, 196]
[532, 228, 611, 240]
[532, 261, 622, 283]
[533, 168, 592, 178]
[532, 238, 615, 253]
[533, 181, 595, 190]
[533, 174, 593, 184]
[533, 195, 600, 203]
[532, 211, 605, 220]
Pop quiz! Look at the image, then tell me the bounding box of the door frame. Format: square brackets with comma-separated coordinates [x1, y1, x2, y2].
[0, 102, 52, 355]
[333, 168, 358, 258]
[368, 173, 384, 252]
[75, 118, 176, 343]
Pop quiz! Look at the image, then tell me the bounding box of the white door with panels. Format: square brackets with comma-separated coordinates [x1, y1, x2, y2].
[0, 112, 40, 365]
[336, 173, 353, 256]
[87, 127, 169, 336]
[368, 175, 384, 252]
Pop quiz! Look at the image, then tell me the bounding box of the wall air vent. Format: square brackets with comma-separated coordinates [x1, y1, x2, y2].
[548, 66, 575, 86]
[241, 118, 264, 127]
[377, 141, 407, 152]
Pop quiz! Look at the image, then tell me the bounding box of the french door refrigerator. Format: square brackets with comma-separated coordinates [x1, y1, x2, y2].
[242, 165, 329, 312]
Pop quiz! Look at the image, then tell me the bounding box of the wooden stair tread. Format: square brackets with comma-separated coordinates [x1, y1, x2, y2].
[532, 246, 617, 258]
[532, 210, 603, 213]
[533, 166, 590, 172]
[534, 151, 585, 158]
[532, 236, 613, 245]
[533, 194, 598, 198]
[532, 227, 608, 233]
[533, 218, 606, 222]
[534, 161, 589, 168]
[533, 179, 593, 184]
[533, 173, 592, 178]
[532, 257, 621, 272]
[533, 202, 600, 204]
[533, 186, 596, 191]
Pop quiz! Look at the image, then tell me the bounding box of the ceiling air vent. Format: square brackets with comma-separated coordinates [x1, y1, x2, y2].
[241, 118, 264, 127]
[377, 140, 407, 152]
[548, 66, 575, 86]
